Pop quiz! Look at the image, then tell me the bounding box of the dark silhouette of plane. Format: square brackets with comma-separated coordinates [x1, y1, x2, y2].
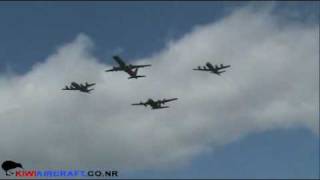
[105, 55, 151, 79]
[193, 62, 231, 75]
[132, 98, 178, 110]
[1, 160, 23, 176]
[62, 82, 95, 93]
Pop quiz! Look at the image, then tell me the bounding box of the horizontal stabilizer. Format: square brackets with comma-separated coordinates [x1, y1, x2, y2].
[153, 106, 169, 110]
[128, 75, 146, 79]
[216, 70, 226, 75]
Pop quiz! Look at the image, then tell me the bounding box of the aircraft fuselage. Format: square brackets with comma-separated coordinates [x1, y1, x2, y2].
[206, 62, 218, 73]
[146, 99, 168, 109]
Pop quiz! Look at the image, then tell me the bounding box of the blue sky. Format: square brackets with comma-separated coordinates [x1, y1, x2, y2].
[0, 1, 319, 179]
[0, 1, 239, 74]
[1, 1, 317, 74]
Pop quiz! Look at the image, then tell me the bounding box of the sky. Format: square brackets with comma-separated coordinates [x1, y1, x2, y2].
[0, 1, 319, 179]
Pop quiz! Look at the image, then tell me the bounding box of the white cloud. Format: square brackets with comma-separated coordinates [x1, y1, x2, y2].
[0, 6, 318, 172]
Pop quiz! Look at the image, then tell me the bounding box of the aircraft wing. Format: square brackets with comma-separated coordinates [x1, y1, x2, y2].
[105, 67, 123, 72]
[130, 64, 152, 69]
[131, 102, 146, 106]
[160, 98, 178, 104]
[215, 64, 231, 70]
[193, 67, 210, 71]
[62, 86, 77, 90]
[86, 88, 94, 93]
[113, 55, 151, 69]
[216, 70, 226, 75]
[85, 83, 96, 88]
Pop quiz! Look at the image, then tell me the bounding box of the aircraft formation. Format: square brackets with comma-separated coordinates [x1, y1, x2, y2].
[62, 55, 231, 110]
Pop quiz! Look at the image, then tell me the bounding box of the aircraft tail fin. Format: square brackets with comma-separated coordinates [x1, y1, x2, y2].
[133, 68, 138, 75]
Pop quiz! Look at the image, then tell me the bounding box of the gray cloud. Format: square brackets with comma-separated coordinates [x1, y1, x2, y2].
[0, 6, 318, 172]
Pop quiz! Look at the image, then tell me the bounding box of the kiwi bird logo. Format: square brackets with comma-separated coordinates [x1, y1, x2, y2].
[1, 160, 23, 176]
